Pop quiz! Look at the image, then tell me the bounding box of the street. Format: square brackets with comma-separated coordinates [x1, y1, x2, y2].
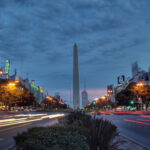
[0, 112, 64, 150]
[1, 112, 150, 150]
[97, 114, 150, 149]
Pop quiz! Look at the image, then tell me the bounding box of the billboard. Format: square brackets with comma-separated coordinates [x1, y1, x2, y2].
[118, 75, 125, 84]
[40, 86, 44, 93]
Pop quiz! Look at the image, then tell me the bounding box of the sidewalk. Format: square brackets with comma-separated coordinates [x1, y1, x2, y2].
[118, 135, 150, 150]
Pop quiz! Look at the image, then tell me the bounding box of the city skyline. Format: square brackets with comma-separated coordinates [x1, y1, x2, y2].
[1, 0, 150, 102]
[0, 1, 150, 150]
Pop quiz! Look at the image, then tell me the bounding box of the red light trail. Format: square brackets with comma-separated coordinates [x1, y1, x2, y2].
[124, 119, 150, 126]
[137, 119, 150, 122]
[140, 115, 150, 118]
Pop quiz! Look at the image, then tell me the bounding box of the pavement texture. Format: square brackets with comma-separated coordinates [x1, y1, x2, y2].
[95, 113, 150, 149]
[117, 135, 149, 150]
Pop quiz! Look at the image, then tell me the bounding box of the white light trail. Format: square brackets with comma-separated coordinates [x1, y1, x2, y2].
[0, 114, 64, 127]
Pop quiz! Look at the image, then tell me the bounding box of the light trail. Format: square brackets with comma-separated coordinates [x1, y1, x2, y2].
[0, 118, 27, 123]
[0, 114, 64, 127]
[15, 114, 47, 117]
[136, 119, 150, 122]
[140, 115, 150, 118]
[0, 118, 43, 127]
[41, 114, 64, 119]
[124, 119, 150, 126]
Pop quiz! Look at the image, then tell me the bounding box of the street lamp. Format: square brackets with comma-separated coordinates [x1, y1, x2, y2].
[101, 96, 106, 100]
[136, 82, 144, 87]
[135, 82, 144, 111]
[8, 82, 15, 87]
[0, 70, 3, 75]
[15, 80, 20, 84]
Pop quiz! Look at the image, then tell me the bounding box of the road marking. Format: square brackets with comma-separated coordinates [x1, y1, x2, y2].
[0, 123, 32, 133]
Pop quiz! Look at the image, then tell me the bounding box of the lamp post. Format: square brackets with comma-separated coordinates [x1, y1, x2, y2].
[135, 82, 144, 111]
[7, 82, 16, 111]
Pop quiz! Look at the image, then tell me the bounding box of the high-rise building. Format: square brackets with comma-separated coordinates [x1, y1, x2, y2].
[81, 90, 88, 108]
[73, 43, 80, 109]
[132, 61, 139, 77]
[81, 80, 88, 108]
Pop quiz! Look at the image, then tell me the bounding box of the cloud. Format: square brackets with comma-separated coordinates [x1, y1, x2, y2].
[0, 0, 150, 101]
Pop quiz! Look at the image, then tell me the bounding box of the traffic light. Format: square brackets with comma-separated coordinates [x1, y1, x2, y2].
[92, 101, 96, 105]
[130, 100, 135, 105]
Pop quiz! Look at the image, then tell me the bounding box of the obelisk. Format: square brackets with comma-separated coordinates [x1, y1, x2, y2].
[73, 43, 80, 110]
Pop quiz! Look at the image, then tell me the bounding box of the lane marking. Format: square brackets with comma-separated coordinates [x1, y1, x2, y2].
[0, 123, 32, 133]
[124, 119, 150, 125]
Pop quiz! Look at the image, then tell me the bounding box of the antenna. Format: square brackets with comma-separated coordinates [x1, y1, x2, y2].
[26, 72, 29, 78]
[84, 79, 86, 91]
[14, 68, 17, 76]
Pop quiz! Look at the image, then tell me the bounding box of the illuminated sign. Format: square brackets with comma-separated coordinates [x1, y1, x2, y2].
[40, 86, 43, 93]
[118, 75, 125, 84]
[5, 60, 10, 74]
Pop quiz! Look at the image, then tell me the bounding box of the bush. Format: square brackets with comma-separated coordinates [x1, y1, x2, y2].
[60, 111, 120, 150]
[89, 118, 119, 150]
[14, 126, 89, 150]
[14, 112, 120, 150]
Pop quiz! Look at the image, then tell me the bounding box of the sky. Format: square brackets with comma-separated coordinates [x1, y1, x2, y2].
[0, 0, 150, 105]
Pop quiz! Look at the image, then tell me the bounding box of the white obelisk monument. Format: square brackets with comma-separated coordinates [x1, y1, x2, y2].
[73, 43, 80, 110]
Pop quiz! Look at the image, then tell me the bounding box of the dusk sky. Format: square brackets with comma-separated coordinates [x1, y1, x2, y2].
[1, 0, 150, 104]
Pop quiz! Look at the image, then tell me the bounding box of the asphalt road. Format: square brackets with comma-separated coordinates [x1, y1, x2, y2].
[0, 112, 64, 150]
[1, 112, 150, 150]
[97, 114, 150, 149]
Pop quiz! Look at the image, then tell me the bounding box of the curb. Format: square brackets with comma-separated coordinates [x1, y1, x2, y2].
[121, 134, 150, 150]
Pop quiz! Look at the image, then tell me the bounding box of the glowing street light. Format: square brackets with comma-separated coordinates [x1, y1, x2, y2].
[136, 82, 144, 87]
[134, 82, 144, 111]
[8, 82, 15, 87]
[0, 70, 3, 75]
[101, 96, 106, 100]
[94, 98, 99, 101]
[15, 80, 20, 83]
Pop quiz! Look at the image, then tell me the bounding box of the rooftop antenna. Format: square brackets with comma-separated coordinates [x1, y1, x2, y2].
[26, 72, 29, 79]
[84, 79, 86, 91]
[14, 68, 17, 76]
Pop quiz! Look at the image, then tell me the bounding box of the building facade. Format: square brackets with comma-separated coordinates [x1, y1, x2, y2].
[132, 61, 139, 77]
[81, 90, 88, 108]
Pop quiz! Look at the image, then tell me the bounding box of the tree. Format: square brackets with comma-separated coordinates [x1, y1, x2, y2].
[116, 82, 150, 108]
[0, 83, 22, 108]
[0, 79, 35, 110]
